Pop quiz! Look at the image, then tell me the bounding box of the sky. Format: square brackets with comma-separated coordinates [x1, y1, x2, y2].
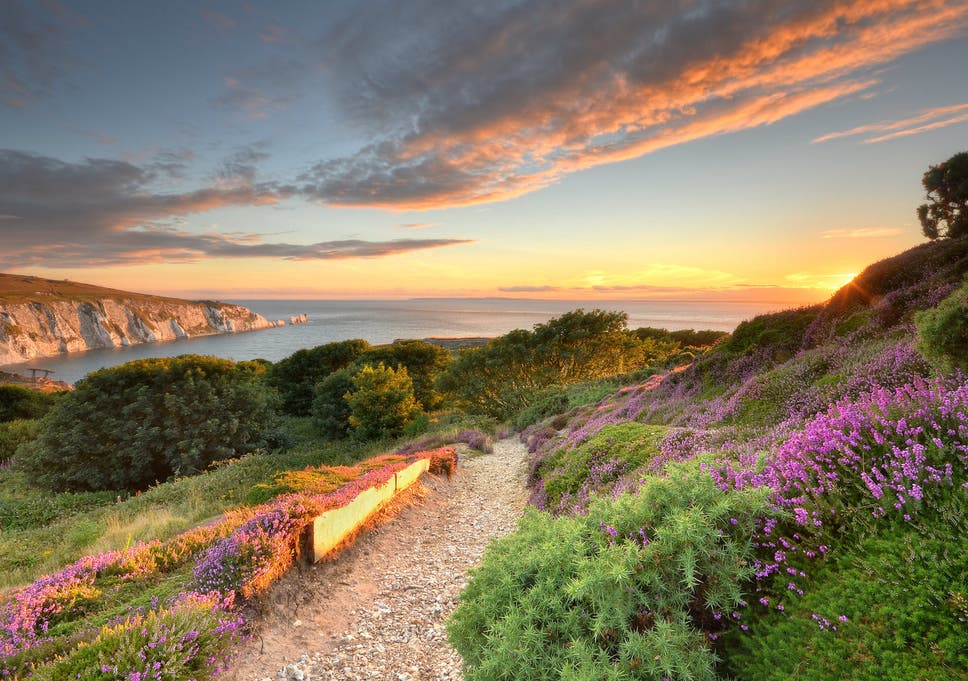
[1, 0, 967, 302]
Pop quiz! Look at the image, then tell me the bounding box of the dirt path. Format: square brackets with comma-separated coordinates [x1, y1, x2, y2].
[225, 438, 530, 681]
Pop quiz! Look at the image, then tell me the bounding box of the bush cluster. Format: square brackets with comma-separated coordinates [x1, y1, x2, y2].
[18, 355, 276, 492]
[0, 385, 60, 422]
[0, 417, 41, 464]
[438, 310, 656, 419]
[449, 462, 776, 681]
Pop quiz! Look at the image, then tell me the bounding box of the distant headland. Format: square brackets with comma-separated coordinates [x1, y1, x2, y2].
[0, 273, 289, 365]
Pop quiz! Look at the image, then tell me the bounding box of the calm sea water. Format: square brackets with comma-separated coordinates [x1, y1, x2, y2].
[0, 299, 793, 384]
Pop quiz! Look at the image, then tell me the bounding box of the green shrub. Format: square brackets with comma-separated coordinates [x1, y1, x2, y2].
[722, 306, 821, 358]
[511, 385, 569, 430]
[448, 461, 777, 681]
[536, 422, 668, 513]
[357, 340, 452, 410]
[18, 355, 276, 493]
[346, 363, 421, 440]
[267, 339, 371, 415]
[311, 366, 357, 438]
[0, 417, 41, 463]
[0, 385, 60, 422]
[915, 281, 968, 373]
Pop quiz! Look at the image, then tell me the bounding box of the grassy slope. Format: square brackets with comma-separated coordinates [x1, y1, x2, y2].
[518, 238, 968, 680]
[0, 419, 383, 590]
[0, 272, 225, 306]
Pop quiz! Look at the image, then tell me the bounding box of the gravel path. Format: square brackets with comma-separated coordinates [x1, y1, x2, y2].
[227, 438, 530, 681]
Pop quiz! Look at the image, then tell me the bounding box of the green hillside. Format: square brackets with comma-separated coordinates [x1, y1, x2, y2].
[454, 238, 968, 681]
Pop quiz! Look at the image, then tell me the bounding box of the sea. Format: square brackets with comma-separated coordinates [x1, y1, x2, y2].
[0, 299, 795, 385]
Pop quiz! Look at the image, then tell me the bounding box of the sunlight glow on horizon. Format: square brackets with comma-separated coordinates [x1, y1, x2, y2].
[1, 1, 966, 299]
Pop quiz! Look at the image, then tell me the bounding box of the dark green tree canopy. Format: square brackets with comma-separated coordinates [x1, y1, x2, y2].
[18, 355, 275, 492]
[437, 309, 649, 418]
[267, 339, 371, 415]
[918, 151, 968, 240]
[0, 385, 60, 422]
[311, 365, 358, 439]
[357, 340, 451, 410]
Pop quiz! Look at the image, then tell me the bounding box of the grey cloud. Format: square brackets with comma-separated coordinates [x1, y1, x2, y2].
[200, 9, 235, 33]
[0, 230, 474, 268]
[214, 57, 310, 119]
[498, 285, 562, 293]
[215, 145, 271, 187]
[0, 0, 82, 108]
[0, 149, 472, 268]
[213, 86, 285, 120]
[0, 149, 280, 247]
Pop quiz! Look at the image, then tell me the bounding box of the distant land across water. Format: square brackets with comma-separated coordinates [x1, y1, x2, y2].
[0, 298, 803, 384]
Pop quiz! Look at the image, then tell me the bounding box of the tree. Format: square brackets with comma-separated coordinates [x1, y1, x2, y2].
[357, 340, 452, 410]
[0, 385, 60, 422]
[345, 363, 421, 440]
[437, 310, 648, 419]
[918, 151, 968, 240]
[311, 366, 357, 438]
[18, 355, 275, 492]
[267, 339, 371, 415]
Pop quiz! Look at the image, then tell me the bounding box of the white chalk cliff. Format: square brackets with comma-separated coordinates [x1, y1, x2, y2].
[0, 292, 277, 365]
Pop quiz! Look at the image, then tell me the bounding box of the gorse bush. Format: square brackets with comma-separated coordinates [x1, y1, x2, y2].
[346, 363, 421, 440]
[916, 280, 968, 373]
[18, 355, 276, 493]
[448, 462, 777, 681]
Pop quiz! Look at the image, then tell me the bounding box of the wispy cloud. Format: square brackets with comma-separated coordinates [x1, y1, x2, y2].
[0, 149, 472, 268]
[0, 232, 475, 268]
[298, 0, 968, 210]
[498, 285, 562, 293]
[399, 222, 436, 229]
[821, 227, 903, 238]
[200, 9, 235, 33]
[259, 23, 292, 44]
[0, 0, 86, 109]
[814, 101, 968, 143]
[786, 271, 858, 289]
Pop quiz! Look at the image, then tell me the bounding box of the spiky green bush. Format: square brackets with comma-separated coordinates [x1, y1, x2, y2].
[448, 461, 777, 681]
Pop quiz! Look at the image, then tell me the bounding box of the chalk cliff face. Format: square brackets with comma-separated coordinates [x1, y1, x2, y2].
[0, 297, 277, 365]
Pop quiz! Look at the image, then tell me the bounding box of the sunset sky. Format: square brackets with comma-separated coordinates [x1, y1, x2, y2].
[2, 0, 967, 301]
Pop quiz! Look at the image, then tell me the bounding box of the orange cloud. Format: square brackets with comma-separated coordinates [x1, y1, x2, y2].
[814, 101, 968, 143]
[305, 0, 968, 210]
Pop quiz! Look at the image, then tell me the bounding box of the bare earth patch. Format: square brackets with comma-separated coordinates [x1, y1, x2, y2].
[224, 438, 530, 681]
